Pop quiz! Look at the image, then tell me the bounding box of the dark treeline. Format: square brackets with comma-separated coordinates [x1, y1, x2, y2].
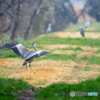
[0, 0, 99, 45]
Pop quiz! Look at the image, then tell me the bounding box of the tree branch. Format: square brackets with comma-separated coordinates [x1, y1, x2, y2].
[0, 0, 26, 15]
[10, 0, 21, 42]
[7, 10, 15, 18]
[24, 0, 43, 40]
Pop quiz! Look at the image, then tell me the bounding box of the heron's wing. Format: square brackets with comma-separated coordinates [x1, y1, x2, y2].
[12, 44, 30, 58]
[26, 51, 50, 61]
[0, 43, 17, 49]
[80, 28, 85, 37]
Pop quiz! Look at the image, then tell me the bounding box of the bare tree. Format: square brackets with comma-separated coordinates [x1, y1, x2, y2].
[86, 0, 100, 21]
[24, 0, 45, 40]
[0, 0, 49, 42]
[54, 1, 78, 31]
[0, 16, 4, 45]
[0, 0, 90, 44]
[0, 0, 27, 44]
[10, 0, 21, 43]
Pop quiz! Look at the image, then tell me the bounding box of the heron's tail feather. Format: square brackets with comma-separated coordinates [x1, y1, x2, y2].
[23, 60, 27, 66]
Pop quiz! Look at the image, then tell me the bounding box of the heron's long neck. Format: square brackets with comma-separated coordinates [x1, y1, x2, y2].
[33, 45, 37, 51]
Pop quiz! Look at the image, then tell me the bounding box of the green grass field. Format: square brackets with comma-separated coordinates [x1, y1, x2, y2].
[0, 22, 100, 100]
[63, 22, 100, 32]
[34, 77, 100, 100]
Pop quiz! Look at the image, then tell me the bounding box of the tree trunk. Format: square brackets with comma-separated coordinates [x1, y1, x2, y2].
[68, 1, 78, 23]
[24, 0, 42, 40]
[10, 0, 20, 43]
[24, 9, 37, 40]
[0, 16, 4, 46]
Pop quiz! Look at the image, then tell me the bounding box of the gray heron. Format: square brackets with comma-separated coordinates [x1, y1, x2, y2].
[79, 26, 85, 37]
[84, 18, 92, 29]
[36, 8, 41, 15]
[11, 42, 50, 69]
[45, 23, 52, 34]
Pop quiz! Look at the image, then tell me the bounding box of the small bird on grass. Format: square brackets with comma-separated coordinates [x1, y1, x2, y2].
[79, 26, 85, 37]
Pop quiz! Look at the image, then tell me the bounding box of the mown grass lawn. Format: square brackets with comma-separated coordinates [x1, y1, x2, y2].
[63, 22, 100, 32]
[23, 36, 100, 48]
[34, 76, 100, 100]
[0, 76, 99, 100]
[0, 22, 100, 100]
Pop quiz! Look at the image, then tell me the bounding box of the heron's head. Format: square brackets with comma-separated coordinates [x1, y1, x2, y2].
[48, 23, 52, 27]
[32, 42, 39, 46]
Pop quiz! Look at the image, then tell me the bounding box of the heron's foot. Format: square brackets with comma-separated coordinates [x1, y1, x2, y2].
[26, 64, 27, 69]
[29, 64, 32, 70]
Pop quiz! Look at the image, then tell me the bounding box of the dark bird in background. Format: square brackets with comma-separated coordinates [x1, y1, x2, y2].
[45, 23, 52, 34]
[79, 26, 85, 37]
[84, 18, 92, 29]
[12, 42, 50, 69]
[0, 43, 17, 49]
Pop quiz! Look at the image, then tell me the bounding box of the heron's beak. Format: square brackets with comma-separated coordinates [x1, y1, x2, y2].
[37, 43, 39, 45]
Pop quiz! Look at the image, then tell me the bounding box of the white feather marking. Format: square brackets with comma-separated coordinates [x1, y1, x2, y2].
[12, 44, 26, 54]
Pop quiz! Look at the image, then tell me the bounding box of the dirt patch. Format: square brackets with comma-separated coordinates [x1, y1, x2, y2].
[55, 32, 82, 38]
[9, 66, 61, 84]
[0, 58, 7, 67]
[52, 50, 75, 55]
[43, 44, 99, 52]
[95, 53, 100, 57]
[47, 36, 59, 39]
[46, 44, 77, 50]
[55, 32, 100, 39]
[38, 34, 45, 37]
[0, 58, 99, 87]
[44, 62, 100, 85]
[0, 58, 14, 68]
[77, 52, 92, 59]
[71, 70, 100, 83]
[7, 60, 66, 86]
[81, 46, 98, 52]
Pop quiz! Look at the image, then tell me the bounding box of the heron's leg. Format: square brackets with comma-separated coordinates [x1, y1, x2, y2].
[26, 63, 27, 69]
[29, 63, 32, 70]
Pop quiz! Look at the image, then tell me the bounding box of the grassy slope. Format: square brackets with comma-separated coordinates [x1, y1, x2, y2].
[0, 22, 100, 100]
[63, 22, 100, 32]
[23, 35, 100, 47]
[32, 23, 100, 99]
[1, 35, 100, 65]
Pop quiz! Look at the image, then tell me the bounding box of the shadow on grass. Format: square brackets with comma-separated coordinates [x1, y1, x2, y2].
[0, 76, 100, 100]
[34, 76, 100, 100]
[0, 78, 32, 100]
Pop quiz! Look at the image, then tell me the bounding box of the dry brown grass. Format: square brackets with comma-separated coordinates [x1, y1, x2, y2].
[54, 32, 100, 39]
[0, 31, 100, 87]
[9, 66, 61, 85]
[45, 44, 78, 50]
[0, 58, 13, 68]
[0, 58, 100, 87]
[42, 44, 99, 52]
[52, 50, 75, 55]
